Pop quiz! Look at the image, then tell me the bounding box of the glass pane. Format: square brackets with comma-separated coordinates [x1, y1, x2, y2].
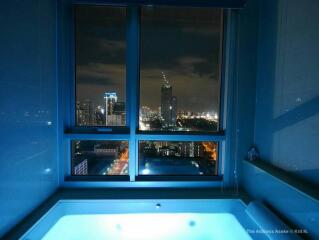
[139, 141, 218, 176]
[75, 6, 126, 127]
[72, 140, 129, 176]
[139, 7, 223, 132]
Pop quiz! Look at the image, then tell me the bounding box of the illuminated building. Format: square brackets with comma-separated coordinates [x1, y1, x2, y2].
[73, 159, 88, 175]
[104, 92, 118, 125]
[76, 99, 94, 126]
[103, 93, 125, 126]
[94, 143, 118, 157]
[113, 101, 126, 126]
[171, 96, 177, 125]
[160, 72, 177, 127]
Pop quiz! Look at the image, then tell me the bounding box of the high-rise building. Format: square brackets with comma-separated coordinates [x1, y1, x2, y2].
[104, 92, 118, 114]
[113, 101, 126, 126]
[194, 142, 204, 158]
[95, 106, 105, 125]
[171, 96, 177, 125]
[104, 92, 118, 126]
[180, 142, 190, 157]
[94, 143, 118, 158]
[103, 93, 126, 126]
[179, 142, 203, 158]
[76, 99, 94, 126]
[73, 159, 88, 175]
[160, 72, 177, 127]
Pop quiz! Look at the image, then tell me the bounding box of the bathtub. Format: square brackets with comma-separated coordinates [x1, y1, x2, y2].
[20, 198, 300, 240]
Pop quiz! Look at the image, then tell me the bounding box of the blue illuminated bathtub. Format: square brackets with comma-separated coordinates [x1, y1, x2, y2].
[21, 199, 299, 240]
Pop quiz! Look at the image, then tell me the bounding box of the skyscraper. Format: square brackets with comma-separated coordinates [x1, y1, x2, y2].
[160, 72, 177, 127]
[113, 101, 126, 126]
[76, 99, 94, 126]
[104, 92, 118, 125]
[171, 96, 177, 125]
[104, 93, 126, 126]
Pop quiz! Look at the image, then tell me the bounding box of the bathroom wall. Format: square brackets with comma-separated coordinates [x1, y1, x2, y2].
[254, 0, 319, 188]
[231, 0, 259, 185]
[0, 0, 59, 237]
[242, 0, 319, 238]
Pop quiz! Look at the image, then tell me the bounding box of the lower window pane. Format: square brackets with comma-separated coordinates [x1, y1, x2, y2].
[71, 140, 129, 176]
[139, 141, 218, 176]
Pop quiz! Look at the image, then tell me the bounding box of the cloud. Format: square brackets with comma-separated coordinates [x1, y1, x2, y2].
[181, 27, 221, 36]
[177, 56, 206, 65]
[176, 56, 206, 74]
[77, 62, 125, 86]
[140, 65, 220, 112]
[97, 39, 126, 53]
[76, 62, 126, 103]
[76, 61, 220, 112]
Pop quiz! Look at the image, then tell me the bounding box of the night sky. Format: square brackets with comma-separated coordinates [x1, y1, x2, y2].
[76, 6, 222, 113]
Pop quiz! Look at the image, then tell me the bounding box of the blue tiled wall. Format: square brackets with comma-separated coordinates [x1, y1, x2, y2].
[241, 0, 319, 238]
[232, 0, 259, 184]
[254, 0, 319, 187]
[242, 161, 319, 237]
[0, 0, 58, 237]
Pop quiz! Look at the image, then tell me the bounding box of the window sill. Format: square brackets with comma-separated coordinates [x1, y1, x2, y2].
[65, 176, 130, 182]
[136, 130, 225, 136]
[65, 127, 130, 135]
[135, 175, 222, 182]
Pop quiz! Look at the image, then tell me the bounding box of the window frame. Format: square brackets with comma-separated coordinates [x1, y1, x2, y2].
[59, 2, 238, 188]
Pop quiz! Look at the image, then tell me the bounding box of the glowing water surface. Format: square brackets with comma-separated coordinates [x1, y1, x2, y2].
[43, 213, 252, 240]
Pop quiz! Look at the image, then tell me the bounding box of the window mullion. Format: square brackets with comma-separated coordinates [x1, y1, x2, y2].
[127, 6, 140, 181]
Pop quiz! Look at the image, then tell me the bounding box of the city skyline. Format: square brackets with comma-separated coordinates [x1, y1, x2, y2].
[76, 6, 222, 114]
[76, 72, 219, 130]
[72, 140, 218, 176]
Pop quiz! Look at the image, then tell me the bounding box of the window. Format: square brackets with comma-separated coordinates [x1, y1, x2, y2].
[72, 140, 129, 176]
[70, 5, 225, 182]
[75, 6, 126, 127]
[139, 141, 218, 176]
[139, 7, 223, 132]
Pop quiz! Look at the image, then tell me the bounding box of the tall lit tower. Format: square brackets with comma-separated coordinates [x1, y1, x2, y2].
[104, 92, 118, 125]
[171, 96, 177, 125]
[160, 72, 177, 127]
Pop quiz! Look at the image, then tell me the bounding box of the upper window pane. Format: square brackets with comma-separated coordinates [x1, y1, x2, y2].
[75, 6, 126, 127]
[139, 7, 223, 132]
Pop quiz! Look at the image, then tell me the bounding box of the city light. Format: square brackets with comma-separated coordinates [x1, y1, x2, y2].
[72, 141, 128, 176]
[142, 169, 151, 175]
[138, 73, 219, 132]
[139, 141, 218, 176]
[76, 92, 125, 127]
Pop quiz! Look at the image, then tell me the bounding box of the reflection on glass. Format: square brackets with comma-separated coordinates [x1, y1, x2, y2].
[75, 6, 126, 127]
[72, 140, 129, 176]
[139, 141, 218, 176]
[139, 7, 223, 132]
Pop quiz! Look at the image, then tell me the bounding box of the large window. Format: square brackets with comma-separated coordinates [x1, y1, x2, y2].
[70, 5, 225, 181]
[140, 7, 223, 132]
[75, 6, 126, 127]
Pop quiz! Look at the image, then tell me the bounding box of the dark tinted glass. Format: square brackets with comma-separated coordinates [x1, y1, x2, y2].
[75, 6, 126, 127]
[72, 140, 129, 176]
[139, 7, 223, 132]
[139, 141, 218, 175]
